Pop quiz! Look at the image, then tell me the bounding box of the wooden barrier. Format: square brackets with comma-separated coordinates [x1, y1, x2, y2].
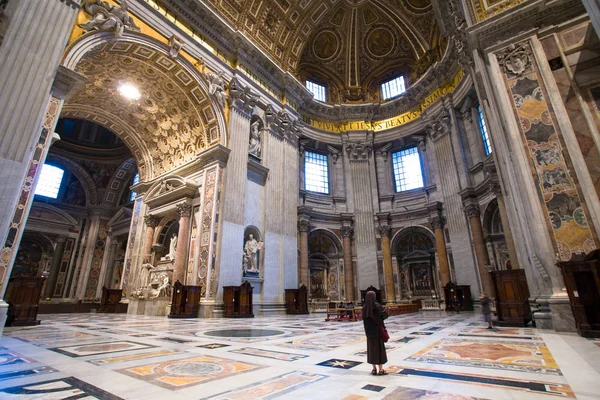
[325, 302, 418, 322]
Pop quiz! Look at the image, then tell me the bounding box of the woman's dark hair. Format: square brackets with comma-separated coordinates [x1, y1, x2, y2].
[363, 291, 376, 319]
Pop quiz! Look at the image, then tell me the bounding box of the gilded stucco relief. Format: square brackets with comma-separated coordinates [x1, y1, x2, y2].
[468, 0, 528, 23]
[64, 42, 220, 180]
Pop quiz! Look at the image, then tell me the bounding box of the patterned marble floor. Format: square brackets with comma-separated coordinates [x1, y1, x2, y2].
[0, 311, 599, 400]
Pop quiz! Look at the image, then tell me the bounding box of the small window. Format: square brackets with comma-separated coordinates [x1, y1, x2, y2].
[392, 147, 424, 192]
[478, 105, 492, 156]
[129, 172, 140, 201]
[381, 76, 406, 101]
[306, 80, 326, 102]
[304, 151, 329, 194]
[35, 164, 64, 199]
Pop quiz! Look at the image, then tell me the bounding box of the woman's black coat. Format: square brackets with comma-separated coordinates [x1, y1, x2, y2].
[363, 303, 387, 338]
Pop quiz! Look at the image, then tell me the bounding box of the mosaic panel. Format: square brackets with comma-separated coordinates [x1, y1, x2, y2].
[117, 355, 263, 390]
[408, 338, 561, 375]
[84, 219, 109, 300]
[496, 41, 597, 261]
[53, 237, 75, 297]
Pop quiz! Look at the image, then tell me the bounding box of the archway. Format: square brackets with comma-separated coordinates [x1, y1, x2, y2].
[307, 229, 343, 301]
[483, 199, 511, 270]
[392, 226, 437, 299]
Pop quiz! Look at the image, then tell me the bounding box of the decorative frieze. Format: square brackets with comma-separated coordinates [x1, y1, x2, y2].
[228, 77, 257, 115]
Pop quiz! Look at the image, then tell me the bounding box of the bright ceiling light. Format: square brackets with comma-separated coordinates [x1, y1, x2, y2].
[118, 82, 141, 100]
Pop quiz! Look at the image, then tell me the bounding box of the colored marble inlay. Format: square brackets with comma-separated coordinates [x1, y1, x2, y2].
[49, 341, 156, 357]
[0, 366, 57, 381]
[0, 347, 35, 366]
[206, 371, 327, 399]
[383, 386, 488, 400]
[275, 333, 364, 352]
[88, 350, 181, 365]
[1, 377, 123, 399]
[498, 41, 597, 261]
[316, 359, 362, 369]
[229, 347, 308, 361]
[198, 343, 230, 349]
[118, 355, 263, 390]
[409, 338, 561, 375]
[395, 367, 575, 397]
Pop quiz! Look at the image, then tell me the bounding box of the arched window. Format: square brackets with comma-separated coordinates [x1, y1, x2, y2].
[129, 172, 140, 201]
[381, 76, 406, 100]
[35, 164, 64, 199]
[392, 147, 424, 192]
[477, 105, 492, 156]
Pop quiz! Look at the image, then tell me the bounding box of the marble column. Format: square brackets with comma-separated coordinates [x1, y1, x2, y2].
[465, 204, 495, 297]
[103, 240, 120, 288]
[173, 203, 192, 285]
[581, 0, 600, 38]
[43, 236, 66, 299]
[431, 216, 451, 286]
[341, 226, 355, 301]
[298, 216, 310, 289]
[142, 215, 160, 264]
[491, 184, 520, 269]
[378, 225, 395, 303]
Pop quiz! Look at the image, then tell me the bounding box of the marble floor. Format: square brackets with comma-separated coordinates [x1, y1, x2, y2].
[0, 312, 599, 400]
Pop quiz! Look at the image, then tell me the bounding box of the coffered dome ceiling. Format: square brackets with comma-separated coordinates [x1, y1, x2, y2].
[203, 0, 442, 103]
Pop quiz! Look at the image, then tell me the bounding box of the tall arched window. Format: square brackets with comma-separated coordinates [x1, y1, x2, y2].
[35, 164, 64, 199]
[129, 172, 140, 201]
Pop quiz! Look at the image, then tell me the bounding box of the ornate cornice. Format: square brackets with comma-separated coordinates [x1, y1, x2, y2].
[228, 77, 257, 115]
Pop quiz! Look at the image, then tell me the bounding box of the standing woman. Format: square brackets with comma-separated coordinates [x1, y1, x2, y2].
[362, 291, 388, 375]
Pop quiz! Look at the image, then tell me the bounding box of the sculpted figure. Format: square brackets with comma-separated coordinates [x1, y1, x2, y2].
[166, 235, 177, 261]
[78, 0, 140, 37]
[243, 234, 263, 274]
[249, 120, 261, 158]
[201, 63, 227, 107]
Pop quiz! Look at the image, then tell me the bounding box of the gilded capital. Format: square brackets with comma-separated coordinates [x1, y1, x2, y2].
[345, 141, 373, 161]
[176, 203, 193, 218]
[430, 216, 445, 229]
[144, 215, 160, 228]
[341, 226, 354, 238]
[377, 225, 391, 238]
[298, 218, 310, 232]
[464, 204, 481, 218]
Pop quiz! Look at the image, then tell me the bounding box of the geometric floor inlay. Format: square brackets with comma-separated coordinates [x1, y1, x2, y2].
[48, 341, 156, 357]
[408, 338, 561, 375]
[117, 355, 264, 389]
[0, 376, 123, 399]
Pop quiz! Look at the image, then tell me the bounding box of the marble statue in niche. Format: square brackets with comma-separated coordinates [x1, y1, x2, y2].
[243, 234, 263, 277]
[249, 120, 262, 159]
[165, 234, 177, 261]
[78, 0, 140, 37]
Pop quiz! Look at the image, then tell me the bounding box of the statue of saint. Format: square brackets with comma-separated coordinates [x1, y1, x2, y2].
[166, 234, 177, 261]
[243, 234, 263, 274]
[249, 120, 261, 158]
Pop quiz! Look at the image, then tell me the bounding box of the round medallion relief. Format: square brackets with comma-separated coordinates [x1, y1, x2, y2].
[367, 28, 395, 58]
[313, 31, 339, 61]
